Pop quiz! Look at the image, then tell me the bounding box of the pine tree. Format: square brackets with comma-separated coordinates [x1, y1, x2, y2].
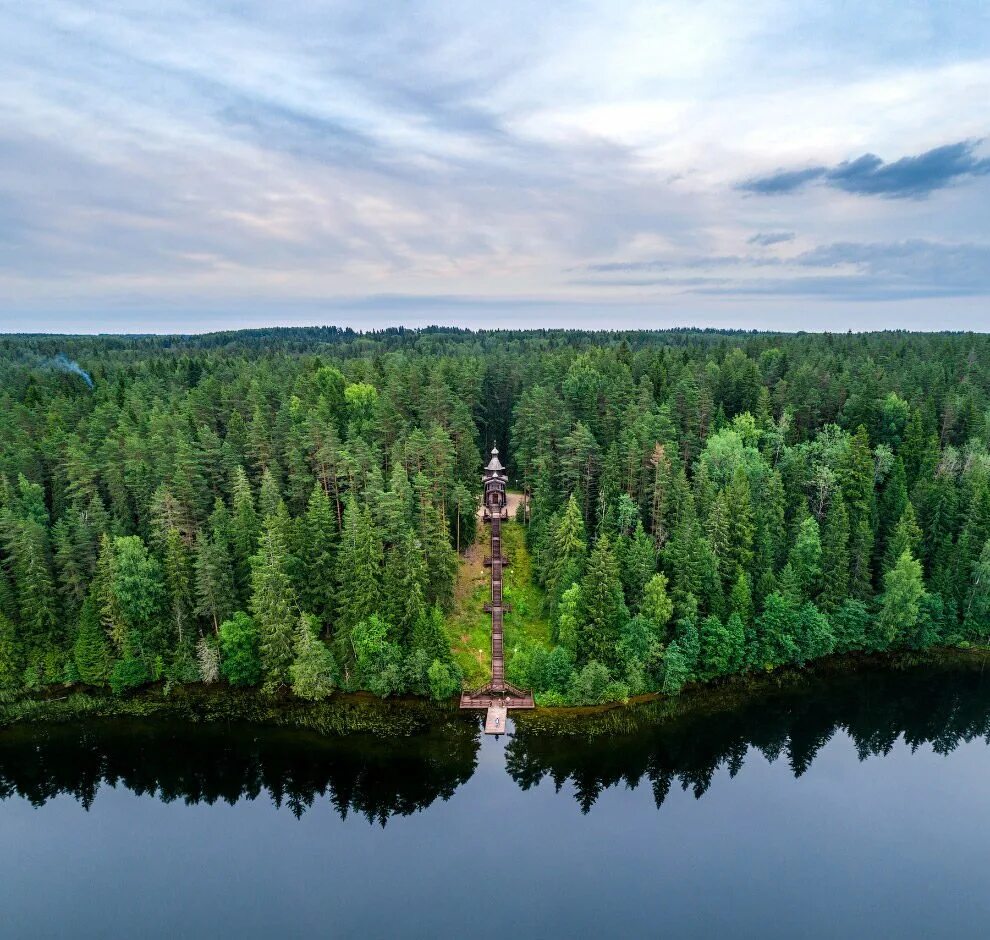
[841, 426, 876, 600]
[289, 612, 338, 700]
[0, 613, 22, 696]
[334, 498, 383, 635]
[875, 457, 907, 571]
[788, 515, 822, 601]
[556, 582, 583, 656]
[560, 422, 600, 525]
[161, 527, 194, 649]
[640, 573, 674, 638]
[964, 540, 990, 641]
[830, 599, 871, 653]
[753, 592, 798, 669]
[547, 494, 588, 599]
[299, 481, 337, 624]
[52, 510, 89, 616]
[381, 528, 427, 644]
[728, 571, 754, 628]
[884, 503, 923, 574]
[579, 535, 628, 671]
[194, 529, 235, 634]
[110, 535, 166, 665]
[250, 516, 298, 691]
[620, 521, 657, 612]
[877, 550, 926, 649]
[73, 592, 110, 685]
[229, 466, 259, 603]
[820, 492, 850, 612]
[792, 602, 834, 664]
[8, 517, 58, 645]
[699, 614, 734, 680]
[419, 499, 457, 609]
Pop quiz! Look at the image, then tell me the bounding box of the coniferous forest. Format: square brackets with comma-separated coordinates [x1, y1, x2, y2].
[2, 327, 989, 708]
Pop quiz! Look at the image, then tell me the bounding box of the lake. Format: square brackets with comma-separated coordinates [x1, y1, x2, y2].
[3, 665, 990, 938]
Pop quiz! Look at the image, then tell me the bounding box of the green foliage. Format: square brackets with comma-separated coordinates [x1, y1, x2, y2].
[0, 614, 22, 697]
[73, 594, 110, 685]
[830, 599, 871, 653]
[250, 518, 298, 691]
[2, 327, 989, 707]
[350, 615, 404, 697]
[878, 550, 927, 649]
[219, 612, 262, 687]
[569, 660, 624, 705]
[289, 613, 338, 700]
[579, 535, 628, 670]
[109, 656, 151, 695]
[426, 659, 460, 701]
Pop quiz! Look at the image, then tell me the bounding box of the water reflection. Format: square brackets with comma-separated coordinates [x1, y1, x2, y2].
[2, 666, 990, 820]
[0, 719, 480, 824]
[507, 666, 990, 812]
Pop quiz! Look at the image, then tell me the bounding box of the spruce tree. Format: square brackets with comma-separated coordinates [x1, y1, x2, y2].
[335, 498, 383, 635]
[194, 529, 235, 634]
[229, 466, 259, 602]
[299, 481, 337, 624]
[788, 515, 822, 602]
[250, 516, 298, 691]
[820, 493, 850, 612]
[579, 535, 628, 671]
[73, 592, 110, 685]
[289, 613, 337, 700]
[877, 550, 926, 649]
[884, 504, 923, 574]
[0, 613, 22, 697]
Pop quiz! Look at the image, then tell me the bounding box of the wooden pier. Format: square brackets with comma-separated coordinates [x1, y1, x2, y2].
[460, 446, 534, 733]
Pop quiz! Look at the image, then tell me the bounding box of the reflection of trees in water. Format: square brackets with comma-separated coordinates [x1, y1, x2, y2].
[506, 668, 990, 813]
[4, 668, 990, 821]
[0, 720, 480, 825]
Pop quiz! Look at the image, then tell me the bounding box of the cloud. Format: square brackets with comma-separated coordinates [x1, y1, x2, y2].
[738, 166, 826, 195]
[2, 3, 990, 329]
[747, 231, 795, 246]
[573, 239, 990, 301]
[740, 140, 990, 199]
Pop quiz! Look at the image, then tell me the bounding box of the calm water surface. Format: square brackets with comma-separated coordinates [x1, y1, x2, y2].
[3, 667, 990, 939]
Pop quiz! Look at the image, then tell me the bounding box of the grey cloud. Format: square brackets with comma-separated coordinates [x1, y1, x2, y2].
[584, 254, 768, 273]
[738, 166, 826, 195]
[740, 140, 990, 199]
[748, 231, 795, 246]
[795, 239, 990, 290]
[576, 240, 990, 301]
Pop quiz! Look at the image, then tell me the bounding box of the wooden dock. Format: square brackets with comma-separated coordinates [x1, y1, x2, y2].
[484, 705, 508, 734]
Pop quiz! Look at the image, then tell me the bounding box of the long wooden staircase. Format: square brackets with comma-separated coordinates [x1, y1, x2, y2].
[459, 447, 534, 732]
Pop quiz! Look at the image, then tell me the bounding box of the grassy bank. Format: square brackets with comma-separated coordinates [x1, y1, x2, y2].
[512, 645, 990, 738]
[5, 648, 988, 742]
[0, 685, 467, 739]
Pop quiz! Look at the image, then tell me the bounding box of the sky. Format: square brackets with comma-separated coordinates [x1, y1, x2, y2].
[1, 0, 989, 334]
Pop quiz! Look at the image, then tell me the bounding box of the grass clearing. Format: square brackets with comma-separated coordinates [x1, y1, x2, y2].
[446, 515, 550, 690]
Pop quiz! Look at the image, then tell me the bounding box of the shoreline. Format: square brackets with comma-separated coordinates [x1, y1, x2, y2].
[3, 646, 989, 739]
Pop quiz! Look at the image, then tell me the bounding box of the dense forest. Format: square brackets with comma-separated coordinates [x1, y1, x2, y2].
[1, 327, 989, 707]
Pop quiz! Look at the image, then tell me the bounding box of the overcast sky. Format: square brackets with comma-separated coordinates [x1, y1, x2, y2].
[2, 1, 989, 333]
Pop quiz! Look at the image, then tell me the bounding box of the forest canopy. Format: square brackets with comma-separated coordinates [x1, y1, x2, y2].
[1, 327, 989, 706]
